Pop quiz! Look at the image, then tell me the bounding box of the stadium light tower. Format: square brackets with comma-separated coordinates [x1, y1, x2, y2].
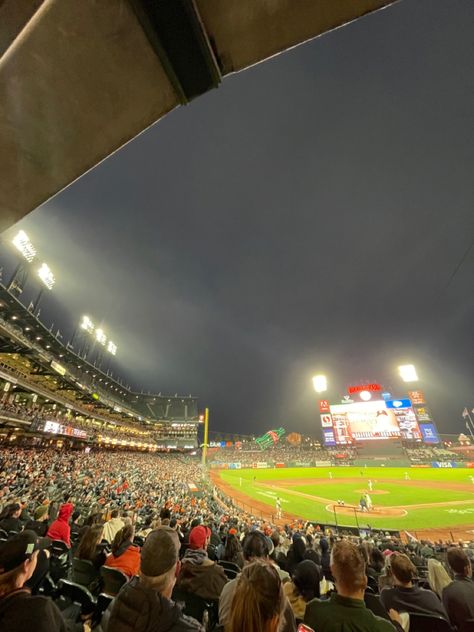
[398, 364, 418, 382]
[12, 230, 36, 262]
[37, 263, 55, 290]
[312, 374, 327, 393]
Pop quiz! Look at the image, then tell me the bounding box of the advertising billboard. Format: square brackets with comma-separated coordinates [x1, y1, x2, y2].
[420, 423, 440, 444]
[322, 428, 336, 446]
[329, 400, 401, 441]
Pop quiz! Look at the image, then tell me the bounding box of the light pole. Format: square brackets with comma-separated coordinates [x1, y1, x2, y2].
[201, 407, 209, 467]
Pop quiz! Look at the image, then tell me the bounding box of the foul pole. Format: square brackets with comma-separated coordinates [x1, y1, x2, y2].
[201, 407, 209, 467]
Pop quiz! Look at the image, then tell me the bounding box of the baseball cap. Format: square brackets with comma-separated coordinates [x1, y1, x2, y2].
[140, 527, 179, 577]
[0, 530, 42, 572]
[189, 525, 211, 550]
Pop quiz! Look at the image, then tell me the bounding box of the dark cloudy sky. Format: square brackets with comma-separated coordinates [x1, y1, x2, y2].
[4, 0, 474, 437]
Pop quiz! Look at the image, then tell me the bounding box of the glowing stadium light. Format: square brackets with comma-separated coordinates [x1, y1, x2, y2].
[95, 328, 107, 345]
[398, 364, 418, 382]
[107, 340, 117, 355]
[359, 390, 372, 401]
[37, 263, 55, 289]
[312, 375, 327, 393]
[12, 230, 36, 262]
[80, 315, 94, 334]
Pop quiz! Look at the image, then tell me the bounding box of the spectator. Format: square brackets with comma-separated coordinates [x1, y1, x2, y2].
[380, 553, 448, 619]
[24, 505, 49, 537]
[286, 535, 307, 576]
[176, 525, 227, 601]
[0, 503, 22, 533]
[104, 527, 203, 631]
[320, 537, 331, 579]
[442, 546, 474, 629]
[76, 525, 107, 569]
[102, 509, 125, 544]
[228, 560, 284, 632]
[304, 540, 401, 632]
[427, 558, 452, 597]
[219, 530, 296, 632]
[284, 559, 321, 620]
[70, 510, 82, 542]
[221, 533, 244, 569]
[0, 531, 67, 631]
[46, 502, 74, 547]
[105, 525, 140, 578]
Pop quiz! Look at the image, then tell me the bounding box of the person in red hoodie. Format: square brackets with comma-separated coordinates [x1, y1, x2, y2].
[46, 503, 74, 547]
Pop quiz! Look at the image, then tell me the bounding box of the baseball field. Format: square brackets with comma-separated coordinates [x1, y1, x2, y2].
[212, 466, 474, 539]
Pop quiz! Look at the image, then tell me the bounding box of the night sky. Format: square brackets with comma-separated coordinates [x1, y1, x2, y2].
[3, 0, 474, 437]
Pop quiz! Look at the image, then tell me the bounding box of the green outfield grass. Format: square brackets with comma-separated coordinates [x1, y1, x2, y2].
[219, 467, 474, 531]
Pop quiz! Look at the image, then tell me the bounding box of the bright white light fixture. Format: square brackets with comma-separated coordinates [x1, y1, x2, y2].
[312, 374, 327, 393]
[80, 315, 94, 334]
[398, 364, 418, 382]
[95, 328, 107, 345]
[37, 263, 55, 289]
[12, 230, 36, 262]
[360, 390, 372, 401]
[107, 340, 117, 355]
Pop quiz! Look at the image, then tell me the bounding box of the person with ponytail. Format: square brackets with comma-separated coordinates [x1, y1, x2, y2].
[228, 560, 285, 632]
[105, 524, 140, 578]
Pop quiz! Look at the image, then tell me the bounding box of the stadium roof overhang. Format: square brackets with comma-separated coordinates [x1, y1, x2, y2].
[0, 0, 398, 231]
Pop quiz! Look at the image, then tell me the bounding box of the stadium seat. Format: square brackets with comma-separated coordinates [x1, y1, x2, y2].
[364, 592, 390, 620]
[100, 566, 128, 596]
[71, 557, 100, 591]
[0, 528, 8, 539]
[51, 539, 70, 556]
[49, 541, 71, 583]
[56, 578, 96, 616]
[218, 560, 240, 579]
[172, 587, 218, 629]
[407, 612, 453, 632]
[92, 592, 114, 628]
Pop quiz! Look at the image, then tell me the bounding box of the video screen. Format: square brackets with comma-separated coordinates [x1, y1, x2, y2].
[330, 401, 401, 441]
[321, 399, 424, 445]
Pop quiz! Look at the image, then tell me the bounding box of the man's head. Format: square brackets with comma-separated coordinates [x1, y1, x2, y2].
[0, 530, 42, 586]
[330, 540, 367, 597]
[189, 525, 211, 550]
[447, 547, 472, 578]
[110, 509, 119, 519]
[139, 527, 181, 597]
[242, 531, 272, 562]
[390, 553, 416, 587]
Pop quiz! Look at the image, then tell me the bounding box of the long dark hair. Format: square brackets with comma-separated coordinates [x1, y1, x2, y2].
[0, 503, 20, 520]
[76, 525, 103, 562]
[111, 524, 134, 556]
[223, 534, 243, 564]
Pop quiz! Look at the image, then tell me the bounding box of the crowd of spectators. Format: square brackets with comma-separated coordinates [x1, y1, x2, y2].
[0, 447, 473, 631]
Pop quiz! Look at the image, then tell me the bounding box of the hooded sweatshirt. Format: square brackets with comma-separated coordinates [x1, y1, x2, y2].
[176, 549, 227, 601]
[105, 576, 204, 632]
[46, 503, 74, 547]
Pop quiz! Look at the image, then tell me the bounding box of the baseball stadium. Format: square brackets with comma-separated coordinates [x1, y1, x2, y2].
[1, 2, 474, 632]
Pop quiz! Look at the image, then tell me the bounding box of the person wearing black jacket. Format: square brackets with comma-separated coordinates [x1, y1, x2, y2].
[24, 505, 49, 537]
[380, 553, 448, 620]
[0, 503, 22, 533]
[442, 547, 474, 629]
[0, 530, 67, 632]
[104, 527, 203, 632]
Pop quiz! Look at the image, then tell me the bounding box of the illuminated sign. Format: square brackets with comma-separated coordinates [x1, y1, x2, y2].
[348, 383, 382, 395]
[409, 390, 425, 405]
[320, 414, 333, 428]
[386, 399, 411, 409]
[319, 400, 330, 413]
[414, 406, 432, 422]
[51, 361, 66, 376]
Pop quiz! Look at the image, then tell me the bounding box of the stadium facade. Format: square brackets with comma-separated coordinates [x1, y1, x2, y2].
[0, 283, 200, 450]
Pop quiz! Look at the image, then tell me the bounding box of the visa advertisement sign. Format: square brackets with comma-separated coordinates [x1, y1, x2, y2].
[420, 423, 440, 444]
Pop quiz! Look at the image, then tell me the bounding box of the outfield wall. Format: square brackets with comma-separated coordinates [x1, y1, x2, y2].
[209, 459, 473, 469]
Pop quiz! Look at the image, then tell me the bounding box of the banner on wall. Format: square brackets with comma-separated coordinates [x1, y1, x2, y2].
[420, 423, 440, 444]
